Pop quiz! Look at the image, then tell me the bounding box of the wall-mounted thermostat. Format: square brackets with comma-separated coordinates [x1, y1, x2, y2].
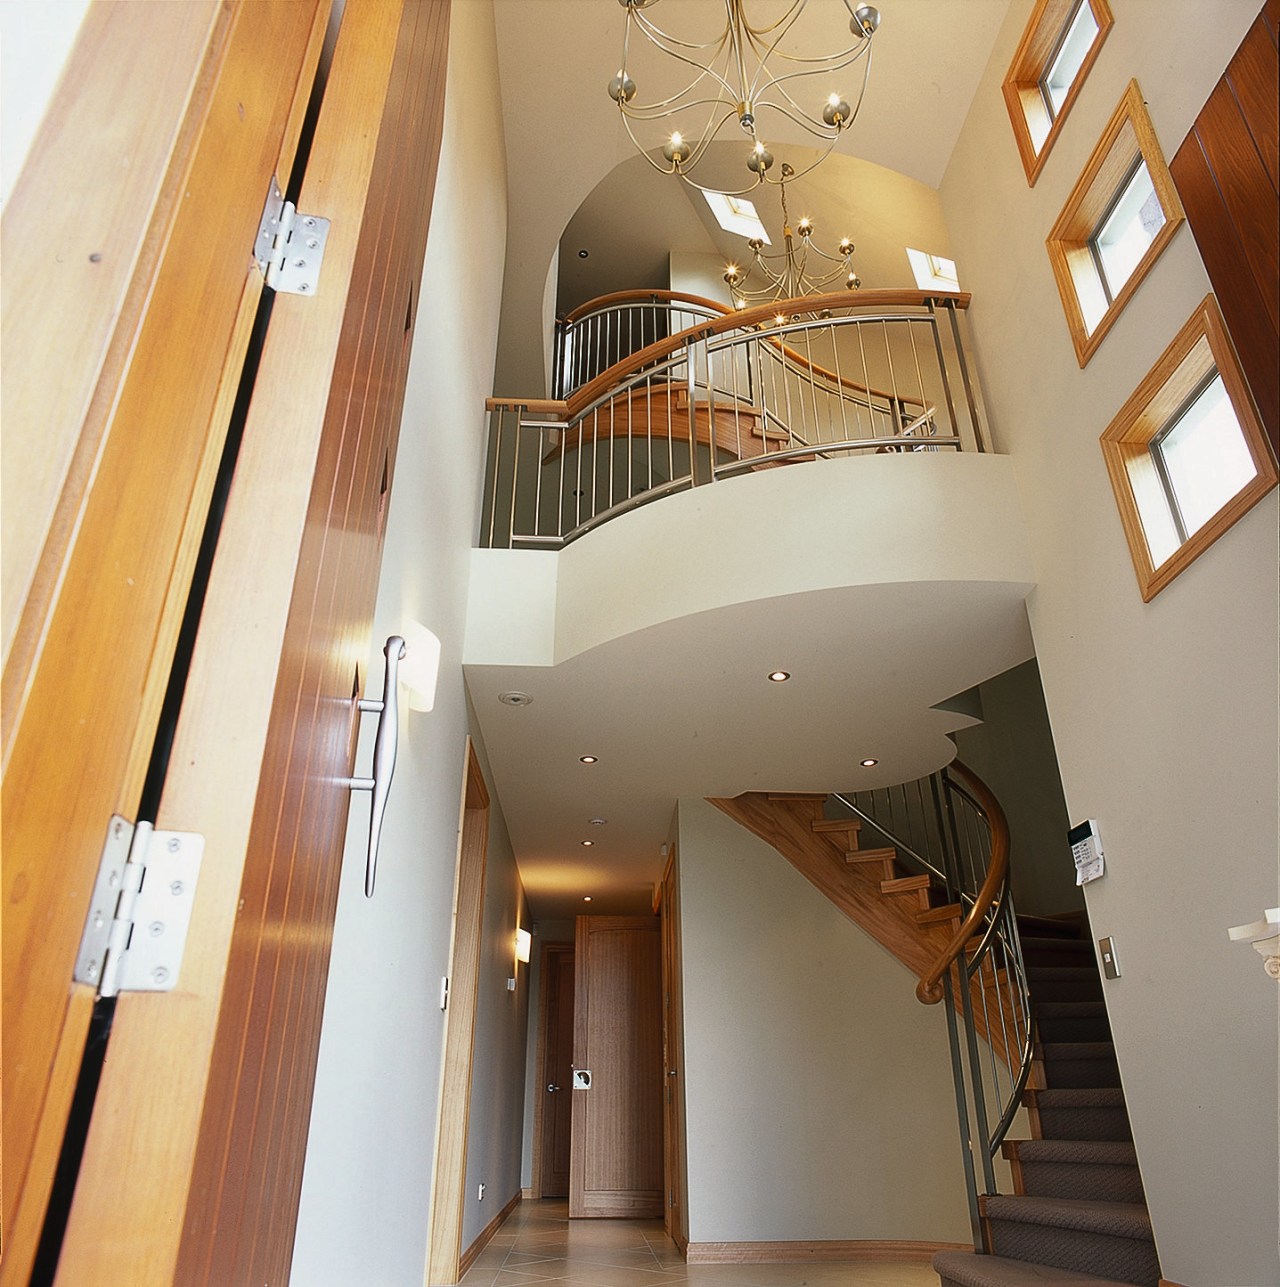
[1068, 819, 1104, 885]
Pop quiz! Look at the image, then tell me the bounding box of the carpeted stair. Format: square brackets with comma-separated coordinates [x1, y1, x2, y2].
[934, 921, 1160, 1287]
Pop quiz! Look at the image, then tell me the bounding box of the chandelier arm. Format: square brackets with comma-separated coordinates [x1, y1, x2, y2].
[631, 7, 732, 58]
[751, 101, 845, 141]
[740, 0, 808, 102]
[622, 48, 742, 112]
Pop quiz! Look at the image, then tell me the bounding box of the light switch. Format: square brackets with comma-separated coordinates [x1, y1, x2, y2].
[1098, 936, 1120, 979]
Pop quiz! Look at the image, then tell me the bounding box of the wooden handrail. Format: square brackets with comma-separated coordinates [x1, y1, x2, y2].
[563, 290, 970, 421]
[561, 288, 730, 325]
[916, 759, 1011, 1006]
[484, 396, 568, 415]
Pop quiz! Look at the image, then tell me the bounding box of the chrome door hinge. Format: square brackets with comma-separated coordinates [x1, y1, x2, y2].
[255, 176, 329, 296]
[74, 816, 203, 998]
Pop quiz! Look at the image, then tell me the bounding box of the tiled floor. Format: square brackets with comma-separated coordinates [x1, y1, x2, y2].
[460, 1200, 941, 1287]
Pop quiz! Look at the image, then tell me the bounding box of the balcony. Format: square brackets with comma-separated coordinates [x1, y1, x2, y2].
[481, 290, 987, 549]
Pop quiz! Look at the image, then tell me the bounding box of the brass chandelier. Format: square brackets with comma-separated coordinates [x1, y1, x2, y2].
[608, 0, 882, 196]
[722, 164, 861, 306]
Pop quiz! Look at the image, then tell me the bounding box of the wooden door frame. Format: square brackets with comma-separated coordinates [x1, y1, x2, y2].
[0, 3, 330, 1278]
[426, 741, 490, 1284]
[530, 940, 574, 1200]
[660, 849, 688, 1250]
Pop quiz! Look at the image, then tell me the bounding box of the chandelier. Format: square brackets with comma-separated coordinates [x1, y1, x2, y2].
[722, 164, 861, 306]
[608, 0, 882, 196]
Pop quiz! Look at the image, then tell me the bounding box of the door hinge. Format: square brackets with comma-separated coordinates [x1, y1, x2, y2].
[255, 176, 330, 296]
[74, 815, 203, 999]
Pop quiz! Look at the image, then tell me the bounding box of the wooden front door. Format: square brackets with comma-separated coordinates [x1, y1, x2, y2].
[660, 852, 687, 1246]
[569, 916, 663, 1219]
[2, 1, 451, 1282]
[536, 943, 576, 1198]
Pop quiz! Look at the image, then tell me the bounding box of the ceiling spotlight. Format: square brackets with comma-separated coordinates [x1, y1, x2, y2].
[768, 670, 791, 683]
[581, 839, 594, 847]
[498, 691, 533, 707]
[589, 817, 608, 826]
[582, 896, 593, 902]
[579, 755, 598, 764]
[861, 758, 879, 767]
[577, 248, 589, 259]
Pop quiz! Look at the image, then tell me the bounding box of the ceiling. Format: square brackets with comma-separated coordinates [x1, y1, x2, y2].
[480, 1, 1020, 921]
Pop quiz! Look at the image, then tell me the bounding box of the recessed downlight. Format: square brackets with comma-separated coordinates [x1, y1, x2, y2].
[589, 817, 608, 826]
[498, 690, 533, 707]
[768, 670, 791, 683]
[579, 755, 598, 764]
[861, 758, 879, 767]
[581, 839, 594, 847]
[582, 896, 593, 902]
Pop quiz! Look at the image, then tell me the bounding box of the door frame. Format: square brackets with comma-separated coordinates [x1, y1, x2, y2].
[530, 940, 575, 1199]
[426, 741, 490, 1284]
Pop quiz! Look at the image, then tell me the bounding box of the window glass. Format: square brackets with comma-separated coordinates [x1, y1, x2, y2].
[1042, 1, 1100, 117]
[1154, 373, 1258, 537]
[1092, 160, 1165, 299]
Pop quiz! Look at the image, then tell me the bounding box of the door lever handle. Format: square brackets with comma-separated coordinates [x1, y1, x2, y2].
[547, 1083, 561, 1093]
[343, 635, 405, 897]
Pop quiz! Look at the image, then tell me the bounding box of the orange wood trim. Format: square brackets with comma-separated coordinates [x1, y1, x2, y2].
[563, 288, 731, 324]
[485, 396, 569, 415]
[458, 1190, 521, 1277]
[685, 1240, 969, 1264]
[561, 290, 970, 420]
[915, 761, 1010, 1006]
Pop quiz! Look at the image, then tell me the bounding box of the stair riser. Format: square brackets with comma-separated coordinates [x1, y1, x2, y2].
[986, 1219, 1159, 1286]
[1036, 1104, 1132, 1142]
[1021, 945, 1096, 968]
[1040, 1056, 1121, 1089]
[1035, 1013, 1111, 1043]
[1017, 1161, 1145, 1203]
[1026, 976, 1103, 1002]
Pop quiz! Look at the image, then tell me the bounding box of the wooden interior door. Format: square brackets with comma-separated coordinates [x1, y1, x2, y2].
[570, 916, 663, 1219]
[4, 2, 453, 1284]
[534, 943, 576, 1198]
[0, 2, 328, 1279]
[660, 851, 688, 1247]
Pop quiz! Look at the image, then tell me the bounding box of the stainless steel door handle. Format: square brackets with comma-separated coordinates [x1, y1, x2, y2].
[343, 635, 405, 897]
[547, 1083, 561, 1092]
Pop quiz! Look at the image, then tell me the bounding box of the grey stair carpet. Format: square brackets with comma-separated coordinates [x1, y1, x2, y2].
[1036, 1042, 1122, 1088]
[934, 1249, 1148, 1287]
[1004, 1139, 1144, 1203]
[1020, 936, 1098, 967]
[1034, 1001, 1110, 1043]
[1027, 1087, 1132, 1141]
[982, 1196, 1158, 1285]
[1025, 966, 1104, 1001]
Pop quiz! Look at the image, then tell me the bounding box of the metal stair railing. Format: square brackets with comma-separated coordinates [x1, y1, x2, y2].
[833, 760, 1033, 1251]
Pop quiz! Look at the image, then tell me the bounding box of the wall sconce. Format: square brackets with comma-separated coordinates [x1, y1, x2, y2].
[515, 927, 532, 965]
[399, 620, 441, 712]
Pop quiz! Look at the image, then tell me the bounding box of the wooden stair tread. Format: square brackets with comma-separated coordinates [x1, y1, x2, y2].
[881, 874, 930, 894]
[845, 847, 898, 865]
[810, 818, 861, 833]
[917, 902, 963, 925]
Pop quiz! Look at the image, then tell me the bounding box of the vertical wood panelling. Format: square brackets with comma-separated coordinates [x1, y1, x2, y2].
[0, 3, 329, 1281]
[1171, 6, 1279, 452]
[52, 2, 451, 1284]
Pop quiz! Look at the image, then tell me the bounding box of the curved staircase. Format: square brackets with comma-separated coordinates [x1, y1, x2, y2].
[711, 764, 1161, 1286]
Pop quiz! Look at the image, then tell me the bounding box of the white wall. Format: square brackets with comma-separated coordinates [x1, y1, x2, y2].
[291, 2, 510, 1283]
[940, 3, 1278, 1283]
[676, 797, 972, 1245]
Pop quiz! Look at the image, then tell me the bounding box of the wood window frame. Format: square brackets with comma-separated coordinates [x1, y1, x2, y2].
[1047, 80, 1185, 367]
[1099, 294, 1277, 601]
[1002, 0, 1114, 186]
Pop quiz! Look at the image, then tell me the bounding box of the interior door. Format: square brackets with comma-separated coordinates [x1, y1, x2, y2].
[1, 3, 328, 1279]
[570, 915, 663, 1219]
[536, 943, 576, 1198]
[3, 1, 452, 1283]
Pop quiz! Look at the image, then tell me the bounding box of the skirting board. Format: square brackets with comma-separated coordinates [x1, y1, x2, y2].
[685, 1240, 969, 1264]
[459, 1191, 522, 1277]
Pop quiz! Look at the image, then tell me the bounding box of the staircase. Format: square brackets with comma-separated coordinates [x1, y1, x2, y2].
[935, 922, 1161, 1287]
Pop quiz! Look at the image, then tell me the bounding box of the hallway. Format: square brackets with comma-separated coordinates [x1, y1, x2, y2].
[460, 1201, 940, 1287]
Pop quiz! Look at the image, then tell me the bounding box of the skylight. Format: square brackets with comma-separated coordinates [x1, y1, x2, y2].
[906, 247, 960, 291]
[703, 191, 770, 244]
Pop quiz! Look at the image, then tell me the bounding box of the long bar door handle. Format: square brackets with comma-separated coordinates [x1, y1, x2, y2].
[343, 635, 405, 897]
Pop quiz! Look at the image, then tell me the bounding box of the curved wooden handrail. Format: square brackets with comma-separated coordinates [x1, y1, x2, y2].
[561, 288, 730, 325]
[916, 758, 1011, 1006]
[563, 290, 970, 421]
